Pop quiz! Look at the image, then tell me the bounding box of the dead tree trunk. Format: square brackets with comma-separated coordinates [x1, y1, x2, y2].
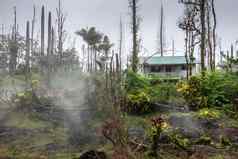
[41, 6, 45, 56]
[56, 0, 65, 65]
[206, 3, 213, 71]
[25, 21, 30, 75]
[130, 0, 139, 73]
[160, 3, 164, 56]
[9, 6, 18, 74]
[31, 5, 36, 57]
[211, 0, 217, 70]
[185, 29, 189, 80]
[200, 0, 206, 74]
[47, 12, 52, 87]
[119, 17, 123, 72]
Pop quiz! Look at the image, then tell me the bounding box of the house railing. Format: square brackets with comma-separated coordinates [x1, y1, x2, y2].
[146, 71, 186, 79]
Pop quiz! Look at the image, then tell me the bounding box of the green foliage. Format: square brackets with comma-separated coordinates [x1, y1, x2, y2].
[220, 135, 231, 147]
[177, 71, 238, 110]
[168, 131, 190, 150]
[125, 70, 179, 114]
[201, 72, 238, 107]
[208, 155, 225, 159]
[147, 116, 168, 158]
[125, 70, 150, 92]
[151, 83, 179, 104]
[177, 76, 207, 109]
[124, 71, 181, 114]
[14, 90, 35, 108]
[197, 108, 221, 120]
[126, 90, 153, 114]
[147, 116, 168, 138]
[75, 27, 103, 47]
[195, 135, 212, 145]
[124, 71, 152, 114]
[12, 80, 43, 109]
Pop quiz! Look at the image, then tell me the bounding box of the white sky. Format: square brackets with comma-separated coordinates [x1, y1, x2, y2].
[1, 0, 238, 57]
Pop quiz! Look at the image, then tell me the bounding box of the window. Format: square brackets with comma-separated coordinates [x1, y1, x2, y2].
[151, 66, 163, 72]
[166, 66, 172, 72]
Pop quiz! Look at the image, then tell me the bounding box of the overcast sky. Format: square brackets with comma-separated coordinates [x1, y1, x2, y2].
[1, 0, 238, 56]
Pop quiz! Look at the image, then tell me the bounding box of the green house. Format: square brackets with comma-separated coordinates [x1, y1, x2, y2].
[141, 56, 198, 78]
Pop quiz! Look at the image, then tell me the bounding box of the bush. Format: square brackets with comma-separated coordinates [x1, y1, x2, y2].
[194, 135, 212, 145]
[197, 108, 221, 120]
[177, 76, 207, 109]
[125, 70, 150, 92]
[124, 71, 152, 114]
[151, 82, 179, 104]
[177, 71, 238, 110]
[126, 90, 153, 114]
[14, 90, 35, 108]
[168, 131, 191, 150]
[124, 70, 180, 114]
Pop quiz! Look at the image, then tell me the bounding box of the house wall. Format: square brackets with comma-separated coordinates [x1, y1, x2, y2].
[144, 64, 197, 78]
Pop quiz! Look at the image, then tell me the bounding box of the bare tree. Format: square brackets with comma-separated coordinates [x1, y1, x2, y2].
[206, 2, 212, 70]
[158, 2, 166, 56]
[31, 5, 36, 57]
[179, 3, 201, 78]
[119, 17, 124, 71]
[25, 21, 30, 76]
[56, 0, 66, 65]
[9, 6, 18, 73]
[200, 0, 206, 74]
[41, 6, 45, 56]
[211, 0, 217, 70]
[47, 12, 52, 57]
[129, 0, 140, 72]
[180, 0, 217, 74]
[46, 12, 52, 87]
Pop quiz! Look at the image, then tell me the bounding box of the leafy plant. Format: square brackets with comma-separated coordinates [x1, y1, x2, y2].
[125, 70, 180, 114]
[126, 90, 153, 114]
[197, 108, 221, 120]
[147, 116, 168, 158]
[220, 135, 231, 147]
[125, 70, 150, 92]
[194, 135, 212, 145]
[177, 71, 238, 110]
[13, 90, 35, 108]
[168, 131, 190, 150]
[177, 76, 207, 109]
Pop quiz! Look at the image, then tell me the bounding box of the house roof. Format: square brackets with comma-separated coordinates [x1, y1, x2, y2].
[144, 56, 197, 65]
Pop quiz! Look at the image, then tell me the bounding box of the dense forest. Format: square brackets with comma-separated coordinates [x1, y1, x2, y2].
[0, 0, 238, 159]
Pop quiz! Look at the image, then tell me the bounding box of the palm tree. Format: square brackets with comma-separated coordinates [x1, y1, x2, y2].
[98, 35, 114, 57]
[76, 27, 102, 71]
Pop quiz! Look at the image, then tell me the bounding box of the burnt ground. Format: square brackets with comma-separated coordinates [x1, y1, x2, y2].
[0, 102, 238, 159]
[0, 103, 103, 158]
[126, 104, 238, 159]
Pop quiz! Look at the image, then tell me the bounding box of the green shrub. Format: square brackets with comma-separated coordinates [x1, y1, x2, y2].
[220, 135, 231, 147]
[195, 135, 212, 145]
[125, 71, 179, 114]
[151, 82, 178, 104]
[168, 131, 190, 150]
[202, 72, 238, 107]
[177, 76, 207, 109]
[14, 90, 35, 108]
[126, 89, 153, 114]
[125, 70, 150, 92]
[197, 108, 221, 120]
[177, 71, 238, 110]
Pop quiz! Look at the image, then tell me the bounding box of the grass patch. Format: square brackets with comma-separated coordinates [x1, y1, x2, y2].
[3, 111, 51, 129]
